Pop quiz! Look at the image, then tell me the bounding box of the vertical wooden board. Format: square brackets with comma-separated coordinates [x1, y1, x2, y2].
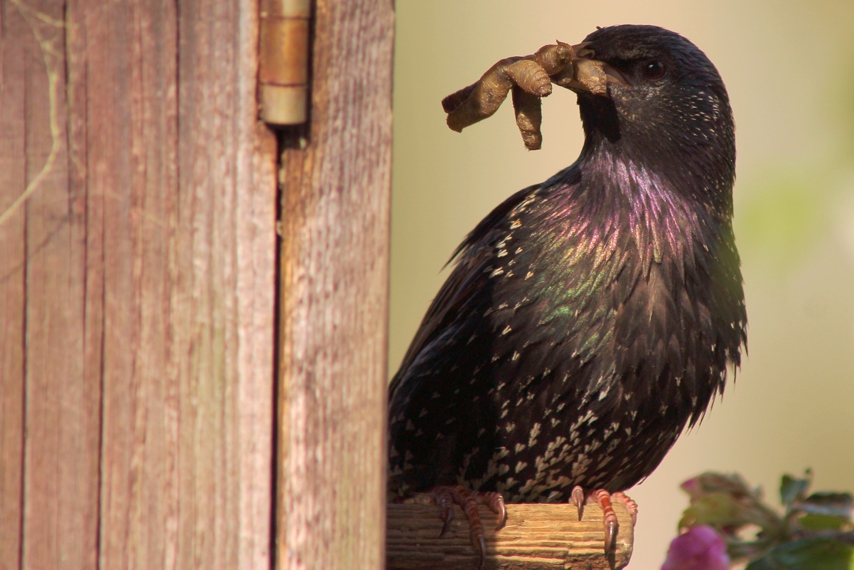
[67, 0, 277, 567]
[231, 6, 279, 568]
[175, 2, 235, 567]
[0, 0, 276, 567]
[13, 1, 101, 568]
[173, 0, 277, 565]
[0, 6, 27, 569]
[277, 1, 395, 569]
[67, 0, 181, 567]
[63, 4, 110, 569]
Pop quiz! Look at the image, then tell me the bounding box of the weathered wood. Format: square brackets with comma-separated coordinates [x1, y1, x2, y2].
[171, 0, 277, 566]
[0, 6, 29, 568]
[0, 3, 101, 568]
[0, 0, 278, 568]
[276, 0, 395, 569]
[387, 503, 634, 570]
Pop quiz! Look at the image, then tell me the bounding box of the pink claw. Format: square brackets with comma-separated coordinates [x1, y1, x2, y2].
[571, 485, 585, 520]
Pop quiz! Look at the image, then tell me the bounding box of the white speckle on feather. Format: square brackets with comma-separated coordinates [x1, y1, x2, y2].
[528, 422, 541, 447]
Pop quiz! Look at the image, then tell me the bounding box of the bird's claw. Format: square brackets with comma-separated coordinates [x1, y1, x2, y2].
[604, 519, 618, 553]
[570, 488, 637, 553]
[571, 485, 585, 521]
[476, 534, 486, 569]
[429, 487, 455, 537]
[591, 489, 618, 552]
[482, 490, 507, 531]
[424, 485, 506, 568]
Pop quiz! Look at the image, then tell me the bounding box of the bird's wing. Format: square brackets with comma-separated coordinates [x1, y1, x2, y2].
[389, 183, 540, 398]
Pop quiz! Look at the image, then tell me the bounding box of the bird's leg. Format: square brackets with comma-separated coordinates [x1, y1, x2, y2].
[591, 489, 619, 552]
[417, 485, 506, 568]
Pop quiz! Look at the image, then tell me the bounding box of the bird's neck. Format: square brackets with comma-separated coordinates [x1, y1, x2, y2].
[566, 147, 728, 272]
[577, 99, 736, 222]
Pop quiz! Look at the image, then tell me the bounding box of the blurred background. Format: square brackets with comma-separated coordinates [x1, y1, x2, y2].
[390, 1, 854, 567]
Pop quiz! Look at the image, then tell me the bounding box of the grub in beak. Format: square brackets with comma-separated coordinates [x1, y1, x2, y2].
[440, 40, 627, 150]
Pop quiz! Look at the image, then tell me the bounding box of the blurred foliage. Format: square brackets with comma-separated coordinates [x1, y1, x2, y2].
[736, 168, 827, 272]
[830, 52, 854, 162]
[675, 470, 854, 569]
[746, 538, 854, 570]
[734, 48, 854, 275]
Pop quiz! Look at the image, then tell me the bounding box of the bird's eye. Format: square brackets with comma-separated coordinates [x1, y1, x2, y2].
[642, 60, 666, 80]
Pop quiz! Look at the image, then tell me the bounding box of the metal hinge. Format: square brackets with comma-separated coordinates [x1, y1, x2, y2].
[258, 0, 311, 125]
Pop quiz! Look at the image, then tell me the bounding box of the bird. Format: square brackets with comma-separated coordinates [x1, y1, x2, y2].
[388, 24, 747, 564]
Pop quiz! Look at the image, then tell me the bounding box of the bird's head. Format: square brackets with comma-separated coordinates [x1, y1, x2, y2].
[563, 25, 735, 209]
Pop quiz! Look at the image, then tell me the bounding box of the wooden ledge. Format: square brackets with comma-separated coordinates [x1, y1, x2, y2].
[387, 502, 634, 569]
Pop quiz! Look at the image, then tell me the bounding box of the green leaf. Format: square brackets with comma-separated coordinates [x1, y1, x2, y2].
[745, 537, 854, 570]
[679, 493, 745, 529]
[781, 472, 812, 508]
[800, 514, 850, 531]
[799, 493, 854, 521]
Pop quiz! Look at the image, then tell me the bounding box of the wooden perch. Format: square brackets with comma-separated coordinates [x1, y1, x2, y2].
[387, 502, 634, 569]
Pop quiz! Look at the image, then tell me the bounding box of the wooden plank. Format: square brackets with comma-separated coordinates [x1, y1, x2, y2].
[69, 0, 181, 567]
[387, 503, 634, 570]
[276, 1, 395, 568]
[173, 0, 278, 567]
[63, 0, 277, 567]
[3, 1, 103, 568]
[1, 0, 277, 567]
[0, 6, 29, 569]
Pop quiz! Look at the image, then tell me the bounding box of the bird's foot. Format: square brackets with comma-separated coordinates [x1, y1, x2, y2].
[406, 485, 506, 569]
[612, 491, 638, 525]
[570, 486, 638, 553]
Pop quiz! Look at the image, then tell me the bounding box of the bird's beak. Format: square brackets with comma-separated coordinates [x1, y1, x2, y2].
[551, 42, 629, 96]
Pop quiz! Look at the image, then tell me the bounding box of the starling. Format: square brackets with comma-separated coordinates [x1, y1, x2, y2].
[388, 24, 747, 559]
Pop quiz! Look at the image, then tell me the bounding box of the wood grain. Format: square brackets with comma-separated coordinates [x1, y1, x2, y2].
[0, 0, 278, 568]
[0, 2, 101, 568]
[0, 6, 29, 568]
[276, 1, 395, 569]
[387, 502, 634, 570]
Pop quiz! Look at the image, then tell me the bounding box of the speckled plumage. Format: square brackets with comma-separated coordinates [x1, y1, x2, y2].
[388, 25, 747, 504]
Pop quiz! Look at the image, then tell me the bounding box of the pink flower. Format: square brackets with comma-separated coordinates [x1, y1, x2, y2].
[661, 525, 730, 570]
